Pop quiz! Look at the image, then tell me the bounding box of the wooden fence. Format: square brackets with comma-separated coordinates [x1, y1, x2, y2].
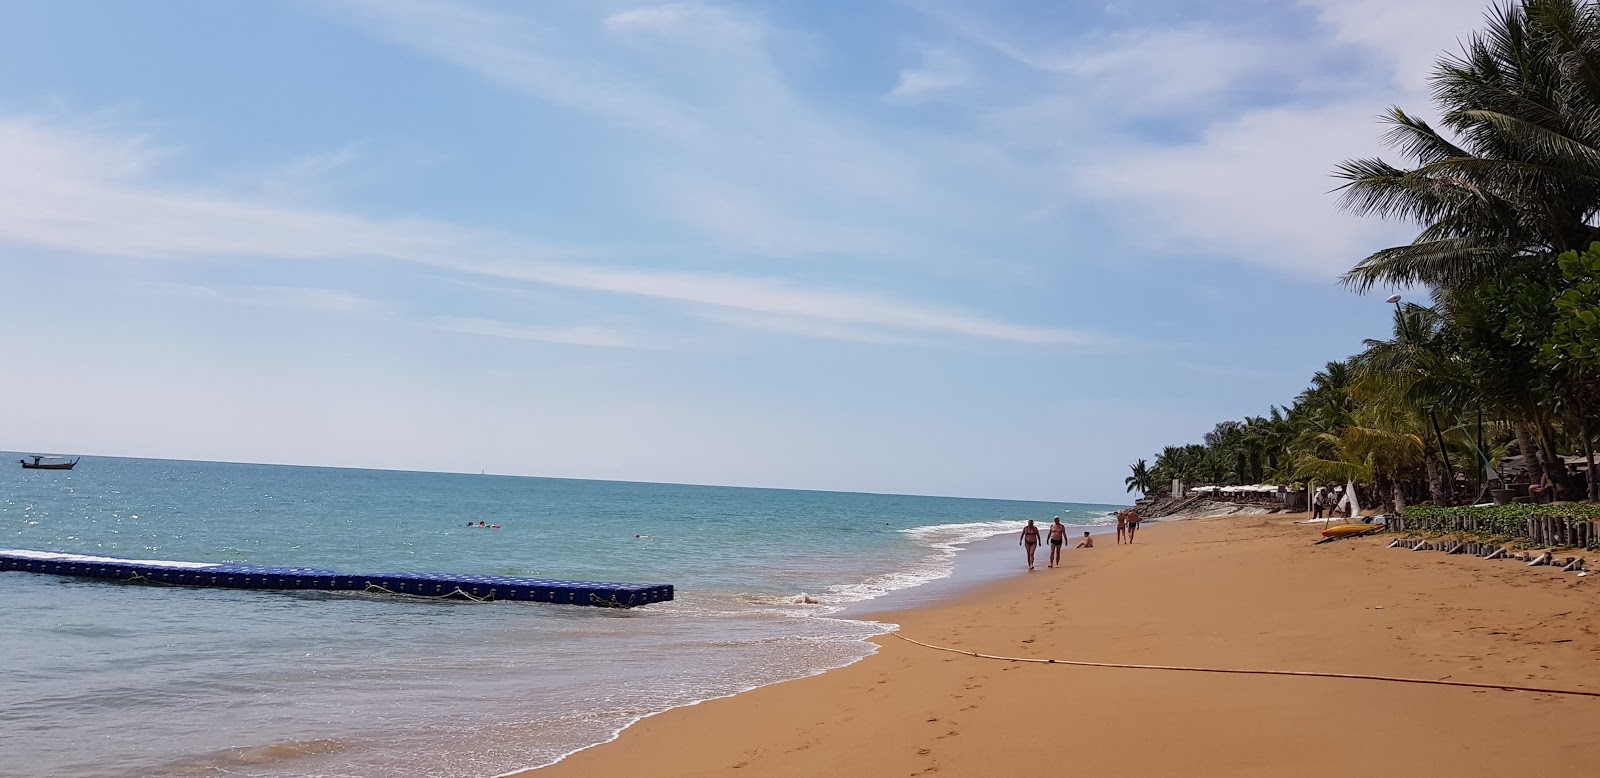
[1386, 512, 1599, 549]
[1526, 515, 1599, 549]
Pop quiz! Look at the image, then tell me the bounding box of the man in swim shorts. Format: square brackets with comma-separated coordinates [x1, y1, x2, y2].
[1075, 531, 1094, 549]
[1125, 507, 1141, 543]
[1019, 519, 1041, 570]
[1046, 516, 1067, 568]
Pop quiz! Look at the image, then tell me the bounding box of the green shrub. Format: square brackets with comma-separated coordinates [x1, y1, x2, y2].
[1399, 503, 1600, 537]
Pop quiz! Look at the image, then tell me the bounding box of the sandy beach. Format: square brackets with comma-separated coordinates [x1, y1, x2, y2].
[526, 515, 1600, 777]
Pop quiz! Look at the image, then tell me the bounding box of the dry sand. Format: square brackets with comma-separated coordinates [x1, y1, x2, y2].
[523, 516, 1600, 777]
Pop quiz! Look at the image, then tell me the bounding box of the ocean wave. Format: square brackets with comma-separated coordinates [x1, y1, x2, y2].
[761, 519, 1032, 608]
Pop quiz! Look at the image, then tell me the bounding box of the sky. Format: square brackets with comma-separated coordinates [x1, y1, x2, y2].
[0, 0, 1497, 503]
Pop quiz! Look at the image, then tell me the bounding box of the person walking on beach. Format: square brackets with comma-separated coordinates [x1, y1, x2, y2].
[1019, 520, 1041, 570]
[1046, 516, 1067, 568]
[1125, 507, 1141, 544]
[1116, 509, 1128, 544]
[1312, 490, 1324, 520]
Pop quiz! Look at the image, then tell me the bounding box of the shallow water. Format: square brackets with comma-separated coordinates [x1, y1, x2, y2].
[0, 455, 1117, 777]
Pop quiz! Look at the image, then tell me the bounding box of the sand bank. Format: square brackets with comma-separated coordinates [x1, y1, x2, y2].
[524, 515, 1600, 776]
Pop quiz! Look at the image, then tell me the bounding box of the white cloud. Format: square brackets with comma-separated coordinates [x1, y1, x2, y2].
[1299, 0, 1493, 93]
[1072, 102, 1409, 279]
[603, 1, 760, 43]
[1056, 27, 1279, 113]
[0, 114, 1100, 347]
[166, 284, 387, 315]
[253, 142, 367, 200]
[900, 0, 1497, 280]
[887, 48, 972, 103]
[327, 0, 964, 261]
[429, 316, 653, 349]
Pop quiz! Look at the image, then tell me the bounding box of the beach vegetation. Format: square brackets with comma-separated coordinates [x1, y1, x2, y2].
[1136, 0, 1600, 515]
[1125, 458, 1154, 496]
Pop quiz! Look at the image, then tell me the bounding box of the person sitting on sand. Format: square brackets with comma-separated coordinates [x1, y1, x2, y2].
[1047, 516, 1067, 568]
[1116, 509, 1127, 544]
[1075, 531, 1093, 549]
[1125, 507, 1141, 543]
[1019, 520, 1041, 571]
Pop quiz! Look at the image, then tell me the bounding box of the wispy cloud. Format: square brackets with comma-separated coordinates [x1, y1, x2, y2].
[253, 142, 367, 200]
[900, 0, 1490, 280]
[887, 47, 972, 103]
[324, 0, 966, 260]
[0, 114, 1100, 346]
[1299, 0, 1493, 93]
[429, 316, 654, 349]
[165, 283, 387, 315]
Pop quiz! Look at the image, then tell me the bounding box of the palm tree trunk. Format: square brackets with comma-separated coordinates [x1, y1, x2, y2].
[1391, 467, 1407, 513]
[1428, 411, 1455, 502]
[1581, 409, 1598, 503]
[1373, 470, 1393, 513]
[1514, 422, 1541, 484]
[1425, 454, 1443, 503]
[1536, 419, 1570, 499]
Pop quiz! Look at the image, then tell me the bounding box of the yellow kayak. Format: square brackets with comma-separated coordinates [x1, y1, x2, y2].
[1320, 524, 1381, 539]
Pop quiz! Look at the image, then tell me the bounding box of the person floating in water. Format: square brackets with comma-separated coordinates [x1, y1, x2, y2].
[1019, 519, 1041, 571]
[1075, 531, 1094, 549]
[1046, 516, 1067, 568]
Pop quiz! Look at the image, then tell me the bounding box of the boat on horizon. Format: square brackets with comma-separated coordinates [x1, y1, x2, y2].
[20, 455, 78, 470]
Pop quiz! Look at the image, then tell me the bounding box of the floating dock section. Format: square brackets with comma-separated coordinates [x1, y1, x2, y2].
[0, 550, 673, 609]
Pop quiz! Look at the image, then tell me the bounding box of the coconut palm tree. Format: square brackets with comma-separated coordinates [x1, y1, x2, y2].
[1125, 458, 1154, 496]
[1335, 0, 1600, 293]
[1351, 301, 1468, 501]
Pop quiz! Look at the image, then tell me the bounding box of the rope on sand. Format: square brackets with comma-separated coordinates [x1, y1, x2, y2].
[889, 633, 1600, 699]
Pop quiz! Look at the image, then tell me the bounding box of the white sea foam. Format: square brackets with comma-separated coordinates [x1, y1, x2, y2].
[0, 549, 220, 569]
[786, 519, 1029, 607]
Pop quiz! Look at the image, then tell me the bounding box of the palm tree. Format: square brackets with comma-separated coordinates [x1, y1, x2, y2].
[1125, 458, 1154, 496]
[1335, 0, 1600, 293]
[1351, 301, 1466, 501]
[1294, 413, 1427, 513]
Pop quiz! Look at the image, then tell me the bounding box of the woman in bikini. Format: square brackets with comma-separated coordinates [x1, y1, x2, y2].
[1019, 520, 1041, 571]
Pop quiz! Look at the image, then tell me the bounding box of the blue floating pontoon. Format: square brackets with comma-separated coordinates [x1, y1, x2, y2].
[0, 550, 673, 609]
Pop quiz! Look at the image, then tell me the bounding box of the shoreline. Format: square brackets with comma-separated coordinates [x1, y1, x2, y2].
[500, 520, 1118, 776]
[519, 514, 1600, 777]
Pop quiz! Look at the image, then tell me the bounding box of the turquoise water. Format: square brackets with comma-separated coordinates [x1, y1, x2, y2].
[0, 456, 1117, 777]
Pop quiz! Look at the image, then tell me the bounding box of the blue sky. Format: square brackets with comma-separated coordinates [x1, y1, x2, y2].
[0, 0, 1492, 503]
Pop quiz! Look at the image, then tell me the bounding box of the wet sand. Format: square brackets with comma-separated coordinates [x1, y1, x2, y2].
[522, 515, 1600, 777]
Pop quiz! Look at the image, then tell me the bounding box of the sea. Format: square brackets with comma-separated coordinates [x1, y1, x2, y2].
[0, 455, 1119, 778]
